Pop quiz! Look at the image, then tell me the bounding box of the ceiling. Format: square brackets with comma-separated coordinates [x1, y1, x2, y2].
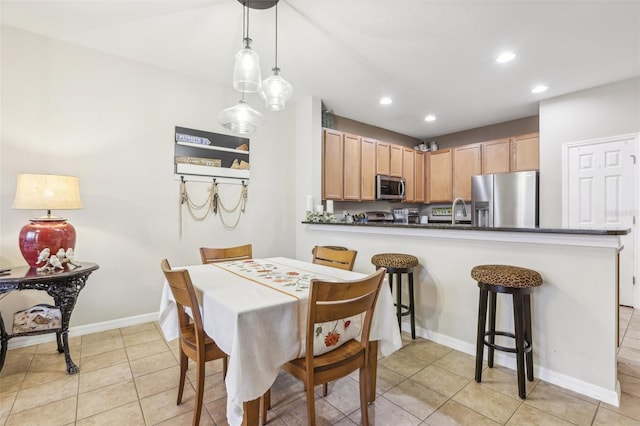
[2, 0, 639, 139]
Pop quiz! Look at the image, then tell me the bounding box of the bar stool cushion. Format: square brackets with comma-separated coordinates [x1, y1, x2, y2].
[471, 264, 542, 289]
[371, 253, 419, 269]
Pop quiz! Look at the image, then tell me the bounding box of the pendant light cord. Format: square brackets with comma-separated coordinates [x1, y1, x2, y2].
[274, 3, 278, 69]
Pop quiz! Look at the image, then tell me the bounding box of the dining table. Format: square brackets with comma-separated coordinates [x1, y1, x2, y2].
[158, 256, 403, 426]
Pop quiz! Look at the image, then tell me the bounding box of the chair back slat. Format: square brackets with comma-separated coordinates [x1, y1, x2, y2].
[312, 246, 357, 271]
[200, 244, 252, 264]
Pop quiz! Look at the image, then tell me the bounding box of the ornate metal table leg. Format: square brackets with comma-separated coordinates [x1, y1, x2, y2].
[55, 331, 64, 353]
[0, 313, 8, 372]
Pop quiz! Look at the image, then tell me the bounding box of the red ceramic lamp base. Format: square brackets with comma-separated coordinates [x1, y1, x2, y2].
[19, 219, 76, 268]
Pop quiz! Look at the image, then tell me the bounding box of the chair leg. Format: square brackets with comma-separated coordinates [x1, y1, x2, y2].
[177, 350, 188, 405]
[475, 287, 488, 383]
[395, 272, 402, 331]
[513, 292, 526, 399]
[260, 388, 271, 425]
[306, 379, 316, 426]
[408, 272, 416, 339]
[323, 382, 328, 396]
[193, 358, 205, 426]
[359, 367, 370, 426]
[524, 294, 534, 381]
[223, 356, 228, 380]
[487, 290, 497, 368]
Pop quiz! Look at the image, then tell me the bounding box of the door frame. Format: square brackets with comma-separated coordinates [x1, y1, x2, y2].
[561, 132, 639, 308]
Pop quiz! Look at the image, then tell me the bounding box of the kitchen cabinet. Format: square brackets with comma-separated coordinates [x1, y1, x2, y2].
[390, 144, 403, 177]
[511, 133, 540, 171]
[453, 144, 482, 201]
[426, 149, 453, 202]
[414, 151, 425, 203]
[482, 138, 511, 174]
[361, 138, 376, 201]
[343, 133, 362, 200]
[376, 141, 390, 175]
[402, 148, 415, 202]
[322, 128, 344, 200]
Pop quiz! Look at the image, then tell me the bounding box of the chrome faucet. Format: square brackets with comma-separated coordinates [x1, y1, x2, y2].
[452, 197, 468, 225]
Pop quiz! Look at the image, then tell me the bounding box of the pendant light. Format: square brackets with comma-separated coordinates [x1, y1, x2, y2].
[233, 2, 261, 93]
[259, 2, 293, 110]
[219, 95, 265, 135]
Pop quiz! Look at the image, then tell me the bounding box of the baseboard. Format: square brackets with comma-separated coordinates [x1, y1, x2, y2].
[7, 311, 160, 350]
[404, 323, 621, 407]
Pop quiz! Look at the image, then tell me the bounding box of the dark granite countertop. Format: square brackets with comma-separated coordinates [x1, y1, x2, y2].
[302, 221, 629, 235]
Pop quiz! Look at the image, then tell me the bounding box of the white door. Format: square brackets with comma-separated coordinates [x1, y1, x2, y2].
[564, 134, 637, 307]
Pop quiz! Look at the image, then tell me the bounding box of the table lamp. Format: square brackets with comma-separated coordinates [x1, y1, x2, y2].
[12, 174, 83, 268]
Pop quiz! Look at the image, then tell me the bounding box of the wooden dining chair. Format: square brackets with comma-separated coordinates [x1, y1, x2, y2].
[199, 244, 253, 264]
[161, 259, 228, 426]
[261, 268, 386, 426]
[311, 245, 357, 271]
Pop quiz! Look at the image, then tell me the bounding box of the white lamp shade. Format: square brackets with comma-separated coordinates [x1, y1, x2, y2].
[259, 68, 293, 111]
[218, 100, 265, 135]
[13, 174, 82, 210]
[232, 40, 262, 93]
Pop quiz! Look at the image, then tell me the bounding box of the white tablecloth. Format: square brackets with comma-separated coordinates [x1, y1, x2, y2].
[158, 257, 402, 426]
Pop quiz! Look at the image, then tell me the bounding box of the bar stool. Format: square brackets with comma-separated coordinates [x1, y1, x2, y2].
[371, 253, 419, 339]
[471, 264, 542, 399]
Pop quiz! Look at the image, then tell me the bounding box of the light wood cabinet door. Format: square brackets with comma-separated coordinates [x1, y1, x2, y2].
[482, 138, 511, 174]
[343, 133, 362, 200]
[426, 149, 452, 202]
[322, 129, 343, 200]
[414, 151, 425, 203]
[511, 133, 539, 171]
[376, 141, 390, 175]
[390, 144, 403, 177]
[453, 144, 481, 201]
[402, 148, 415, 202]
[361, 138, 376, 201]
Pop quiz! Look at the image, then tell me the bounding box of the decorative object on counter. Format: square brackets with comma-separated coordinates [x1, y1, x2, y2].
[471, 264, 543, 399]
[12, 174, 83, 269]
[305, 210, 336, 223]
[179, 177, 248, 236]
[35, 248, 81, 273]
[315, 204, 324, 213]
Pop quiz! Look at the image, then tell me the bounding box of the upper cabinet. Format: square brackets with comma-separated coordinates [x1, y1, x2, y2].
[376, 141, 390, 175]
[322, 129, 344, 200]
[481, 138, 511, 174]
[361, 138, 376, 201]
[414, 151, 425, 203]
[402, 148, 415, 202]
[343, 133, 362, 200]
[511, 133, 540, 172]
[453, 144, 482, 201]
[426, 149, 453, 203]
[390, 145, 403, 177]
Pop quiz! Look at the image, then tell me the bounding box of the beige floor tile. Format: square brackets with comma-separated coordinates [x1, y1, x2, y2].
[379, 350, 430, 378]
[523, 382, 598, 426]
[371, 363, 407, 394]
[267, 371, 305, 410]
[135, 365, 181, 399]
[384, 379, 448, 420]
[76, 380, 138, 420]
[76, 401, 145, 426]
[12, 375, 78, 413]
[432, 350, 478, 379]
[541, 381, 601, 406]
[452, 381, 521, 424]
[479, 364, 538, 400]
[126, 338, 170, 360]
[5, 395, 76, 426]
[593, 406, 640, 426]
[272, 393, 346, 425]
[0, 391, 17, 418]
[411, 364, 470, 398]
[80, 348, 128, 372]
[185, 358, 226, 382]
[602, 391, 640, 421]
[0, 354, 32, 377]
[505, 403, 575, 425]
[28, 350, 80, 373]
[400, 340, 452, 364]
[122, 329, 163, 347]
[620, 372, 640, 398]
[424, 399, 501, 426]
[120, 322, 158, 336]
[349, 395, 422, 425]
[626, 328, 640, 340]
[81, 336, 124, 358]
[620, 358, 640, 379]
[139, 386, 197, 425]
[35, 335, 81, 354]
[155, 408, 216, 425]
[624, 336, 640, 351]
[78, 361, 132, 393]
[21, 367, 73, 389]
[204, 396, 230, 426]
[620, 346, 640, 363]
[130, 350, 177, 377]
[0, 372, 25, 394]
[187, 370, 227, 405]
[82, 329, 122, 345]
[319, 376, 362, 415]
[333, 416, 358, 425]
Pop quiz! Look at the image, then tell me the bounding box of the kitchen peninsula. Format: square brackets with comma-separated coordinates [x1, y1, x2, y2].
[301, 221, 628, 407]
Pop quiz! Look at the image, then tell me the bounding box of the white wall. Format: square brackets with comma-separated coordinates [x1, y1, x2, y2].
[0, 27, 297, 330]
[539, 77, 640, 226]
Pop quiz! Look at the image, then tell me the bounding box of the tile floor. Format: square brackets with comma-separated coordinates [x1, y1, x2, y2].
[1, 307, 639, 425]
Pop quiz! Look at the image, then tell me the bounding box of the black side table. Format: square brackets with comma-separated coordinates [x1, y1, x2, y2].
[0, 262, 99, 374]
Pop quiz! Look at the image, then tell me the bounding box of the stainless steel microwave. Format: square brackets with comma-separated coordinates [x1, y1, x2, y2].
[376, 175, 406, 200]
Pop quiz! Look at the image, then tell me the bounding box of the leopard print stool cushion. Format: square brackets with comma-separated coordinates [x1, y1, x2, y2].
[471, 264, 542, 288]
[371, 253, 419, 269]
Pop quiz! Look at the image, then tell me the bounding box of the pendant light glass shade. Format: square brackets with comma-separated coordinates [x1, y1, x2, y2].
[259, 67, 293, 111]
[218, 100, 265, 135]
[233, 38, 262, 93]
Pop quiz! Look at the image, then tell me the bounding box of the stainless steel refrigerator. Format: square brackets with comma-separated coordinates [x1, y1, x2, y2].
[471, 171, 539, 227]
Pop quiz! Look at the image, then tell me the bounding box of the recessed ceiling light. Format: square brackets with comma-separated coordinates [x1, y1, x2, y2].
[379, 97, 392, 105]
[531, 85, 548, 94]
[424, 114, 436, 122]
[496, 51, 516, 63]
